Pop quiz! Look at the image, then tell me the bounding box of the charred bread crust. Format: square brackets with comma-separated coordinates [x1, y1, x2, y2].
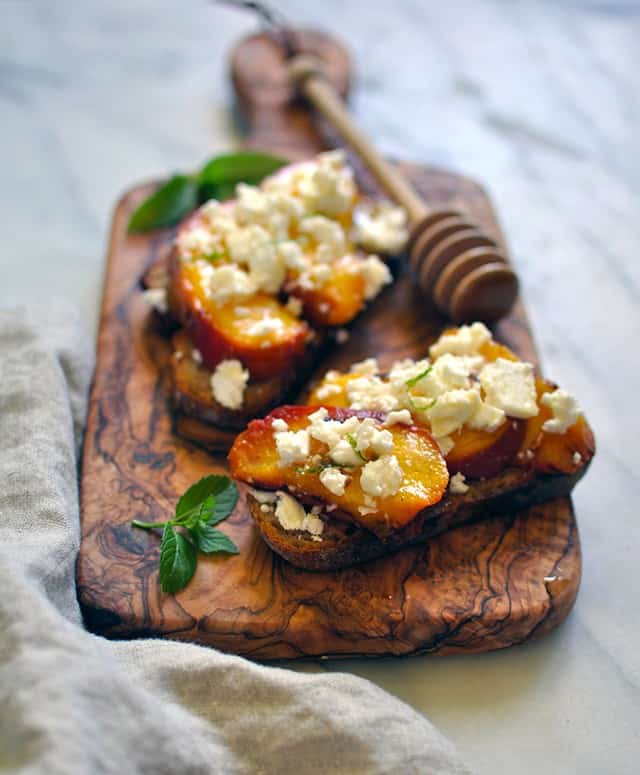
[247, 459, 592, 571]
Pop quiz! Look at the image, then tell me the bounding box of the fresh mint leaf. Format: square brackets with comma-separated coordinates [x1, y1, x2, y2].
[133, 474, 240, 595]
[127, 175, 198, 233]
[209, 479, 239, 525]
[159, 525, 197, 593]
[197, 152, 286, 187]
[405, 366, 432, 389]
[127, 152, 287, 234]
[199, 180, 236, 203]
[190, 525, 239, 555]
[175, 475, 235, 521]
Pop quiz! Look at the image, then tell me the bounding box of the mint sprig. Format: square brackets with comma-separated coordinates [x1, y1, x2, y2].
[132, 475, 239, 593]
[127, 152, 287, 234]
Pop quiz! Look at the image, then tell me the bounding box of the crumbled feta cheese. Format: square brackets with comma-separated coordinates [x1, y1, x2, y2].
[429, 322, 491, 359]
[541, 389, 582, 433]
[274, 492, 324, 537]
[275, 429, 310, 466]
[200, 200, 236, 235]
[249, 488, 278, 504]
[315, 382, 344, 401]
[176, 226, 222, 259]
[226, 224, 285, 294]
[298, 263, 332, 290]
[274, 491, 305, 529]
[353, 201, 409, 254]
[328, 438, 362, 467]
[299, 216, 345, 262]
[449, 472, 469, 494]
[346, 375, 400, 413]
[388, 358, 432, 385]
[142, 287, 168, 314]
[306, 409, 396, 467]
[205, 264, 257, 305]
[467, 400, 506, 433]
[359, 255, 392, 300]
[285, 295, 303, 317]
[383, 409, 413, 426]
[426, 389, 482, 438]
[246, 316, 285, 338]
[349, 358, 379, 376]
[191, 349, 203, 365]
[297, 150, 356, 216]
[479, 358, 538, 419]
[353, 418, 394, 456]
[319, 467, 348, 496]
[436, 435, 455, 457]
[573, 451, 582, 465]
[360, 455, 404, 498]
[278, 241, 307, 271]
[210, 359, 249, 409]
[271, 418, 289, 432]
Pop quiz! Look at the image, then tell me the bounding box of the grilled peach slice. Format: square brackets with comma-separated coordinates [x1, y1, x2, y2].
[170, 253, 309, 380]
[515, 379, 595, 473]
[446, 420, 525, 479]
[229, 406, 449, 537]
[534, 416, 595, 474]
[288, 255, 367, 327]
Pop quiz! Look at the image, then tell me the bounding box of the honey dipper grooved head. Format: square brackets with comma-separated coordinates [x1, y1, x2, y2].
[408, 210, 517, 323]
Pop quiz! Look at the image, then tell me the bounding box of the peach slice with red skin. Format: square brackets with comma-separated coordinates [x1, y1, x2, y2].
[169, 251, 309, 381]
[446, 420, 526, 479]
[228, 406, 449, 538]
[517, 379, 595, 474]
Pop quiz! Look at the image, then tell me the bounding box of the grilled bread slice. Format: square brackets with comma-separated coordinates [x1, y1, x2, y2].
[245, 463, 589, 571]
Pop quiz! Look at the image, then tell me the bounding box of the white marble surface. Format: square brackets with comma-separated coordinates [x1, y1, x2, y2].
[1, 1, 639, 773]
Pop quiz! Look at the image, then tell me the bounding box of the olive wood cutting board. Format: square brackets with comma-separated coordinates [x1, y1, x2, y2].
[77, 31, 581, 659]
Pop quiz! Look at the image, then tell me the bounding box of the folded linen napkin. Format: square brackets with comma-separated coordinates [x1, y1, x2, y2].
[0, 302, 472, 775]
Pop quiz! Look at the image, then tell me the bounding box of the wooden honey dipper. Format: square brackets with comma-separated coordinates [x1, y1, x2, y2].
[288, 54, 519, 323]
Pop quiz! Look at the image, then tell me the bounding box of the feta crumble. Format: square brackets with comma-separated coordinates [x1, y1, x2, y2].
[319, 467, 348, 496]
[353, 201, 409, 254]
[142, 287, 168, 314]
[360, 455, 404, 498]
[274, 429, 310, 466]
[274, 492, 324, 537]
[449, 472, 469, 494]
[479, 358, 538, 419]
[429, 322, 491, 359]
[541, 389, 582, 433]
[210, 359, 249, 409]
[383, 409, 413, 426]
[360, 255, 393, 299]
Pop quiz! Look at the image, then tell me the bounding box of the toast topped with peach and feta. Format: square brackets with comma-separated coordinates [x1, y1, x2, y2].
[142, 151, 408, 440]
[229, 323, 595, 570]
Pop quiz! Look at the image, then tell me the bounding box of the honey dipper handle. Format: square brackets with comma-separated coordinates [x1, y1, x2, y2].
[288, 55, 428, 223]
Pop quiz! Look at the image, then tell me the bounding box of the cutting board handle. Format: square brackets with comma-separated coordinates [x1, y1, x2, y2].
[230, 29, 351, 160]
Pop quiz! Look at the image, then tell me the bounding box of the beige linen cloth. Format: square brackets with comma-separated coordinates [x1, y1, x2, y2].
[0, 303, 472, 775]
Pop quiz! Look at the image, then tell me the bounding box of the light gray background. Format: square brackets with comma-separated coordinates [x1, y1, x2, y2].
[1, 1, 638, 773]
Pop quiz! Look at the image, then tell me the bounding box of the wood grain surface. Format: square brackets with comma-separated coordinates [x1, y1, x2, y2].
[77, 162, 581, 659]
